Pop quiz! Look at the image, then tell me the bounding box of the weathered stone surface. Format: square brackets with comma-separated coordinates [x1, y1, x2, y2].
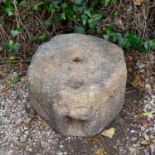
[27, 33, 127, 137]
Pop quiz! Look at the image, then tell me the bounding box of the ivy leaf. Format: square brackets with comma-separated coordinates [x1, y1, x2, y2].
[33, 2, 44, 11]
[11, 29, 21, 37]
[11, 75, 21, 85]
[75, 0, 84, 5]
[4, 7, 14, 16]
[81, 14, 87, 26]
[84, 10, 91, 17]
[103, 34, 110, 40]
[88, 14, 102, 28]
[101, 0, 115, 7]
[74, 25, 86, 34]
[12, 43, 21, 54]
[33, 34, 48, 42]
[144, 40, 155, 50]
[127, 34, 142, 49]
[118, 37, 131, 49]
[40, 22, 51, 30]
[61, 12, 66, 20]
[2, 40, 21, 54]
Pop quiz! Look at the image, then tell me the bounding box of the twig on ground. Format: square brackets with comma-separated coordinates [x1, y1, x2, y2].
[13, 0, 31, 40]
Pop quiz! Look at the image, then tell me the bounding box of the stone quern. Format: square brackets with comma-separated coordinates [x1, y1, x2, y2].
[27, 33, 127, 137]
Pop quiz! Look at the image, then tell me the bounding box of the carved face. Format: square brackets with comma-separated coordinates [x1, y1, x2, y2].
[28, 34, 127, 136]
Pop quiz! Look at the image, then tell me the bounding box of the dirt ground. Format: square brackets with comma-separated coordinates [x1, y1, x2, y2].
[0, 1, 155, 154]
[0, 52, 154, 155]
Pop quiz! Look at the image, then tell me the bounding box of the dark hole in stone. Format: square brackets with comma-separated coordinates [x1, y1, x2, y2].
[73, 57, 81, 62]
[66, 116, 76, 122]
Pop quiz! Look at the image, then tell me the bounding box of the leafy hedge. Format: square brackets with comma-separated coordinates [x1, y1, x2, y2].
[0, 0, 155, 59]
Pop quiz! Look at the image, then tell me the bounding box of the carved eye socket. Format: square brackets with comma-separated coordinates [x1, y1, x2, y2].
[73, 57, 81, 62]
[67, 79, 84, 89]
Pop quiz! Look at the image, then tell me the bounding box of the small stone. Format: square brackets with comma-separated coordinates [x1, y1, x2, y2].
[116, 139, 121, 145]
[151, 95, 155, 99]
[126, 137, 129, 139]
[58, 152, 63, 155]
[145, 84, 152, 94]
[150, 135, 154, 139]
[118, 118, 124, 125]
[7, 150, 14, 155]
[129, 147, 138, 155]
[27, 148, 33, 152]
[150, 144, 155, 154]
[131, 137, 137, 142]
[141, 126, 145, 131]
[132, 144, 138, 148]
[144, 149, 150, 155]
[59, 145, 64, 149]
[144, 133, 149, 140]
[130, 130, 135, 133]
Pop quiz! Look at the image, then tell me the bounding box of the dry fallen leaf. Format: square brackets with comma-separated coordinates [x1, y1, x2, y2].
[2, 82, 11, 92]
[139, 82, 145, 91]
[139, 116, 151, 128]
[141, 112, 153, 118]
[89, 136, 98, 142]
[101, 127, 116, 139]
[133, 0, 145, 5]
[40, 121, 49, 129]
[95, 148, 105, 155]
[19, 62, 24, 72]
[140, 140, 150, 146]
[127, 55, 133, 62]
[151, 138, 155, 143]
[9, 55, 16, 60]
[131, 73, 142, 88]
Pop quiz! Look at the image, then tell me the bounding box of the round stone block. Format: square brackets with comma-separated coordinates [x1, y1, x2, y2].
[27, 33, 127, 137]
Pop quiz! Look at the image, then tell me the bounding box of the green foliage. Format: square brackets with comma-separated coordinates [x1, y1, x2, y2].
[3, 0, 14, 16]
[1, 0, 114, 34]
[1, 0, 28, 16]
[103, 27, 155, 52]
[101, 0, 116, 7]
[143, 40, 155, 50]
[32, 0, 105, 32]
[2, 40, 21, 55]
[40, 22, 51, 30]
[11, 28, 21, 37]
[74, 25, 86, 34]
[11, 74, 21, 85]
[1, 0, 154, 57]
[33, 34, 48, 43]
